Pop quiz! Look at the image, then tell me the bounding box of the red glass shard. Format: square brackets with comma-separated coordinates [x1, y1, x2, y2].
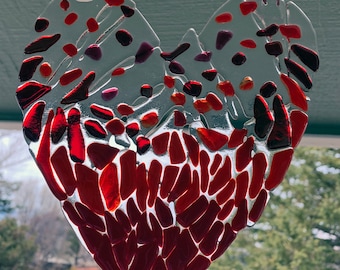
[166, 230, 198, 270]
[231, 199, 248, 231]
[125, 122, 139, 138]
[176, 195, 209, 227]
[87, 143, 119, 170]
[174, 110, 186, 127]
[240, 1, 257, 15]
[149, 213, 163, 247]
[210, 153, 222, 175]
[63, 201, 86, 227]
[102, 87, 119, 101]
[67, 108, 85, 163]
[51, 146, 77, 196]
[254, 95, 274, 139]
[164, 75, 175, 88]
[23, 101, 45, 142]
[75, 164, 104, 215]
[84, 119, 107, 139]
[35, 18, 49, 32]
[265, 148, 294, 190]
[136, 136, 151, 155]
[175, 170, 199, 214]
[183, 80, 202, 97]
[136, 163, 148, 212]
[170, 92, 186, 105]
[217, 199, 235, 220]
[93, 235, 119, 270]
[140, 84, 153, 98]
[112, 241, 129, 270]
[284, 58, 312, 89]
[75, 202, 105, 232]
[61, 71, 95, 104]
[147, 160, 162, 207]
[84, 44, 102, 60]
[201, 69, 218, 81]
[160, 165, 179, 199]
[60, 68, 83, 86]
[182, 133, 199, 167]
[63, 43, 78, 57]
[39, 62, 52, 77]
[117, 103, 134, 116]
[240, 39, 257, 49]
[200, 150, 210, 192]
[112, 67, 125, 76]
[25, 34, 61, 54]
[19, 56, 43, 81]
[104, 212, 126, 245]
[211, 223, 237, 261]
[162, 226, 180, 258]
[90, 104, 114, 120]
[190, 200, 221, 242]
[168, 163, 191, 202]
[126, 231, 137, 264]
[208, 156, 232, 196]
[291, 43, 319, 72]
[36, 110, 67, 200]
[105, 0, 124, 6]
[135, 42, 154, 64]
[217, 80, 235, 96]
[155, 198, 173, 227]
[60, 0, 70, 11]
[265, 41, 283, 56]
[260, 81, 277, 98]
[169, 131, 186, 164]
[228, 128, 247, 149]
[160, 43, 190, 61]
[215, 12, 233, 23]
[140, 111, 159, 128]
[120, 150, 137, 200]
[249, 153, 267, 199]
[197, 128, 228, 152]
[16, 81, 51, 110]
[136, 213, 155, 244]
[78, 226, 102, 254]
[116, 29, 133, 46]
[115, 209, 132, 233]
[279, 24, 301, 40]
[216, 179, 236, 206]
[249, 189, 268, 222]
[126, 198, 141, 226]
[169, 61, 185, 75]
[235, 171, 249, 207]
[199, 221, 224, 256]
[152, 256, 166, 270]
[216, 30, 233, 50]
[64, 12, 78, 25]
[130, 242, 158, 270]
[100, 163, 120, 211]
[206, 92, 223, 111]
[193, 99, 211, 114]
[267, 95, 292, 149]
[235, 136, 254, 171]
[232, 52, 247, 65]
[187, 255, 211, 270]
[87, 18, 99, 33]
[290, 110, 308, 148]
[194, 51, 212, 62]
[256, 23, 279, 37]
[280, 73, 308, 111]
[239, 76, 254, 90]
[151, 132, 170, 155]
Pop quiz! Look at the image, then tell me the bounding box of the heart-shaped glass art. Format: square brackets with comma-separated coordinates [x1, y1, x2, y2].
[16, 0, 319, 269]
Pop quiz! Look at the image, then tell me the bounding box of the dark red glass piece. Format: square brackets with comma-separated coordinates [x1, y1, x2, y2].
[126, 197, 141, 226]
[16, 81, 51, 110]
[121, 5, 135, 17]
[267, 95, 292, 150]
[75, 202, 105, 232]
[228, 128, 247, 148]
[176, 195, 209, 227]
[231, 199, 248, 231]
[155, 198, 173, 227]
[249, 189, 268, 222]
[63, 43, 78, 57]
[218, 199, 235, 220]
[105, 0, 124, 6]
[216, 30, 233, 50]
[290, 110, 308, 148]
[75, 164, 104, 215]
[100, 164, 120, 211]
[162, 226, 180, 258]
[160, 43, 190, 61]
[64, 12, 78, 25]
[35, 18, 49, 32]
[168, 163, 191, 202]
[235, 171, 249, 207]
[280, 73, 308, 111]
[115, 209, 132, 233]
[249, 153, 267, 199]
[116, 29, 133, 46]
[254, 95, 274, 139]
[169, 131, 186, 164]
[67, 108, 85, 162]
[151, 132, 170, 155]
[140, 84, 153, 98]
[182, 133, 199, 167]
[232, 52, 247, 65]
[135, 42, 154, 64]
[183, 80, 202, 97]
[174, 110, 186, 126]
[194, 51, 212, 62]
[208, 156, 231, 195]
[197, 128, 228, 152]
[256, 23, 279, 37]
[19, 56, 43, 81]
[23, 101, 45, 142]
[87, 18, 99, 33]
[25, 34, 61, 54]
[51, 146, 77, 196]
[78, 226, 102, 254]
[106, 118, 124, 136]
[130, 242, 158, 270]
[84, 44, 102, 60]
[240, 1, 257, 15]
[87, 142, 119, 170]
[104, 212, 126, 244]
[291, 44, 319, 72]
[61, 71, 95, 104]
[202, 69, 217, 81]
[284, 58, 312, 89]
[90, 104, 114, 120]
[200, 150, 210, 192]
[60, 68, 83, 86]
[210, 154, 222, 175]
[120, 150, 137, 200]
[260, 81, 277, 98]
[152, 257, 166, 270]
[160, 165, 179, 199]
[265, 41, 283, 56]
[199, 221, 224, 256]
[147, 160, 162, 207]
[39, 62, 52, 77]
[216, 179, 235, 205]
[94, 235, 119, 270]
[164, 75, 175, 88]
[211, 223, 236, 261]
[265, 148, 294, 190]
[136, 213, 156, 244]
[63, 201, 86, 227]
[187, 255, 211, 270]
[137, 136, 151, 154]
[169, 60, 185, 74]
[175, 170, 199, 214]
[136, 163, 148, 212]
[84, 119, 107, 139]
[125, 122, 139, 137]
[60, 0, 70, 11]
[236, 136, 254, 172]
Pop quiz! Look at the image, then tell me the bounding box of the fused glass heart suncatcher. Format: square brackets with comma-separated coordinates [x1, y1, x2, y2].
[16, 0, 319, 269]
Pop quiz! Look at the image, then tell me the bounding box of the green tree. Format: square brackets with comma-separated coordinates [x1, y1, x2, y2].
[0, 218, 36, 270]
[211, 147, 340, 270]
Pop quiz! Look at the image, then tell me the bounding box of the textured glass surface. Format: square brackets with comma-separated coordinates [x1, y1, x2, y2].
[16, 0, 319, 269]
